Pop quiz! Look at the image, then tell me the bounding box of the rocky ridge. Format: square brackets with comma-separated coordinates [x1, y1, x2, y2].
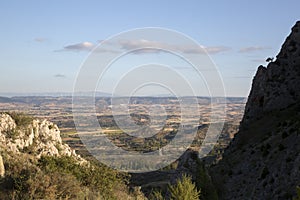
[242, 21, 300, 127]
[0, 113, 86, 177]
[211, 21, 300, 199]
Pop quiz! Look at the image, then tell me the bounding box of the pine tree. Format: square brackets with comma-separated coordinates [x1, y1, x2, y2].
[168, 174, 200, 200]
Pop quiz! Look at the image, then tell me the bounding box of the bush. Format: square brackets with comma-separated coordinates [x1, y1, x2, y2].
[38, 155, 126, 199]
[4, 129, 20, 140]
[0, 152, 130, 200]
[7, 112, 33, 127]
[0, 153, 42, 199]
[194, 159, 218, 200]
[168, 174, 200, 200]
[149, 190, 165, 200]
[31, 171, 85, 199]
[0, 112, 33, 139]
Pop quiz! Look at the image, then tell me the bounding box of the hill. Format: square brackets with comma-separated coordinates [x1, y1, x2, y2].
[0, 112, 138, 199]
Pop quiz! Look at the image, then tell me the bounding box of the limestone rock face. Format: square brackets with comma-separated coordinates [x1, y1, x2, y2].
[0, 113, 85, 164]
[241, 65, 267, 125]
[0, 154, 4, 177]
[0, 113, 16, 131]
[211, 21, 300, 199]
[242, 21, 300, 128]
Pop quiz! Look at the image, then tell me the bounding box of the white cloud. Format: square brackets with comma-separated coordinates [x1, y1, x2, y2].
[34, 37, 48, 43]
[60, 41, 120, 53]
[60, 39, 230, 55]
[239, 46, 271, 53]
[54, 74, 66, 78]
[63, 42, 94, 51]
[118, 39, 230, 54]
[203, 46, 231, 54]
[251, 58, 266, 63]
[231, 76, 251, 79]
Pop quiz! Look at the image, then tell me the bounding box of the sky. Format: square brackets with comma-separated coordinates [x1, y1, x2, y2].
[0, 0, 299, 97]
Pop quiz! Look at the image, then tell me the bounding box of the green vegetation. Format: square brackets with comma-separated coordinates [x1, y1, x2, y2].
[149, 190, 164, 200]
[0, 104, 242, 199]
[149, 174, 200, 200]
[0, 112, 33, 140]
[6, 112, 33, 128]
[194, 159, 218, 200]
[4, 129, 19, 140]
[168, 174, 200, 200]
[48, 124, 54, 129]
[38, 156, 126, 199]
[0, 151, 132, 200]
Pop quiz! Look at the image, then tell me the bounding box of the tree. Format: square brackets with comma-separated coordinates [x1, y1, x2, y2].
[168, 174, 200, 200]
[266, 57, 274, 62]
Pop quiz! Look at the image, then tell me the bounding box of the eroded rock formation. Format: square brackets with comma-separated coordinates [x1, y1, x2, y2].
[242, 21, 300, 127]
[0, 113, 86, 177]
[211, 21, 300, 199]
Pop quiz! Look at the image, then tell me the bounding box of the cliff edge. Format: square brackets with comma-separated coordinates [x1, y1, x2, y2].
[211, 21, 300, 199]
[242, 21, 300, 127]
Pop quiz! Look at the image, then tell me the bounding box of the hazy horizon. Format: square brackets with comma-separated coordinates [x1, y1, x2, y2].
[0, 91, 248, 98]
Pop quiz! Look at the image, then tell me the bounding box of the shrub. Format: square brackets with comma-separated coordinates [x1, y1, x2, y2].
[28, 171, 85, 199]
[5, 129, 20, 140]
[48, 124, 54, 129]
[195, 159, 218, 200]
[7, 112, 33, 127]
[0, 152, 130, 200]
[0, 153, 41, 199]
[168, 174, 200, 200]
[37, 155, 126, 199]
[149, 190, 164, 200]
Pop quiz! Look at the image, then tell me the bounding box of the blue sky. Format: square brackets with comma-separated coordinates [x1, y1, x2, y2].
[0, 0, 299, 97]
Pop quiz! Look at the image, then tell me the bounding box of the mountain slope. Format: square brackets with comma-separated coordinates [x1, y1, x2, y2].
[211, 21, 300, 199]
[0, 113, 137, 199]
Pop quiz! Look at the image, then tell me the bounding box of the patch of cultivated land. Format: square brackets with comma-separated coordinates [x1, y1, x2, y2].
[0, 96, 245, 195]
[0, 96, 245, 161]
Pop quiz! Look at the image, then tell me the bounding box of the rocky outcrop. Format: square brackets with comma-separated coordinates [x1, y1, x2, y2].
[0, 113, 86, 165]
[242, 21, 300, 128]
[211, 21, 300, 199]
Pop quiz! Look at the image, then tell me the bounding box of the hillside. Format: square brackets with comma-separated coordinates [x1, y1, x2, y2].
[0, 112, 137, 199]
[210, 21, 300, 199]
